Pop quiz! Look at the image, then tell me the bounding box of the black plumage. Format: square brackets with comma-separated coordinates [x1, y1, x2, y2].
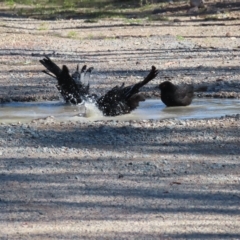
[40, 57, 158, 116]
[159, 81, 194, 107]
[71, 64, 94, 97]
[97, 66, 159, 116]
[40, 56, 93, 104]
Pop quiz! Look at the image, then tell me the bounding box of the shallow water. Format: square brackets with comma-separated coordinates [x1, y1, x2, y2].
[0, 101, 86, 123]
[0, 98, 239, 123]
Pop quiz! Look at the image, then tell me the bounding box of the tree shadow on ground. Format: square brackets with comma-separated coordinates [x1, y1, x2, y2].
[0, 0, 239, 21]
[0, 119, 239, 155]
[0, 150, 239, 238]
[0, 44, 239, 102]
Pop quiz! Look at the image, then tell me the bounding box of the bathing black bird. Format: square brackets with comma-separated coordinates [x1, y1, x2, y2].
[39, 56, 94, 104]
[97, 66, 159, 116]
[159, 81, 194, 107]
[40, 57, 158, 116]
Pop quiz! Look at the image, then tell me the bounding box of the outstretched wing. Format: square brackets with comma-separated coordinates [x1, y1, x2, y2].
[39, 56, 61, 78]
[71, 64, 94, 97]
[39, 56, 95, 104]
[121, 66, 158, 100]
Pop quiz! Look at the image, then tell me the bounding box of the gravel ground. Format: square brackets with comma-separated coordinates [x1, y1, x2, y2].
[0, 9, 240, 239]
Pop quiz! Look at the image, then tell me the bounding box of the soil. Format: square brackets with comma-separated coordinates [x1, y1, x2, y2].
[0, 3, 240, 239]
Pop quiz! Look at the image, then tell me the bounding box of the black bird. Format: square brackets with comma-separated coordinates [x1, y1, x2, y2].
[40, 57, 158, 116]
[97, 66, 159, 116]
[159, 81, 194, 107]
[39, 56, 94, 104]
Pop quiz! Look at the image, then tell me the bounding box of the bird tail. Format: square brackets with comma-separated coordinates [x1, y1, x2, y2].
[39, 56, 62, 78]
[194, 85, 208, 92]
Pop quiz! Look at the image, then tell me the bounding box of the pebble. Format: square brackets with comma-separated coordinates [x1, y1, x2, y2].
[7, 128, 14, 135]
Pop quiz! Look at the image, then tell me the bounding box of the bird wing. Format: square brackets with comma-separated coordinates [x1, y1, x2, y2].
[71, 64, 81, 82]
[57, 65, 84, 104]
[174, 85, 194, 105]
[40, 57, 95, 104]
[71, 64, 91, 96]
[39, 56, 82, 103]
[122, 66, 158, 100]
[80, 67, 94, 94]
[39, 56, 62, 78]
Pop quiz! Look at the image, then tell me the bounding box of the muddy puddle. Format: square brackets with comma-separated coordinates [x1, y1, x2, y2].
[0, 98, 239, 123]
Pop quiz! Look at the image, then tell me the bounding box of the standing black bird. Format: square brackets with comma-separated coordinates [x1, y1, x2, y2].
[97, 66, 159, 116]
[39, 56, 94, 104]
[159, 81, 194, 107]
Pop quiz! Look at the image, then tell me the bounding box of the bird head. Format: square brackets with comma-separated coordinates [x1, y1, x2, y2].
[159, 81, 175, 92]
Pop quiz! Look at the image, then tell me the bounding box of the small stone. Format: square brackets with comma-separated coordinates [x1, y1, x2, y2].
[213, 136, 220, 140]
[178, 120, 186, 126]
[173, 18, 181, 22]
[7, 128, 14, 135]
[118, 174, 124, 179]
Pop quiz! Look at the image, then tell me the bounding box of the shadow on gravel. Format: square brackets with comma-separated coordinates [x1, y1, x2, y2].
[1, 121, 239, 156]
[1, 46, 240, 62]
[167, 233, 240, 239]
[0, 153, 239, 238]
[1, 64, 239, 102]
[3, 232, 240, 239]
